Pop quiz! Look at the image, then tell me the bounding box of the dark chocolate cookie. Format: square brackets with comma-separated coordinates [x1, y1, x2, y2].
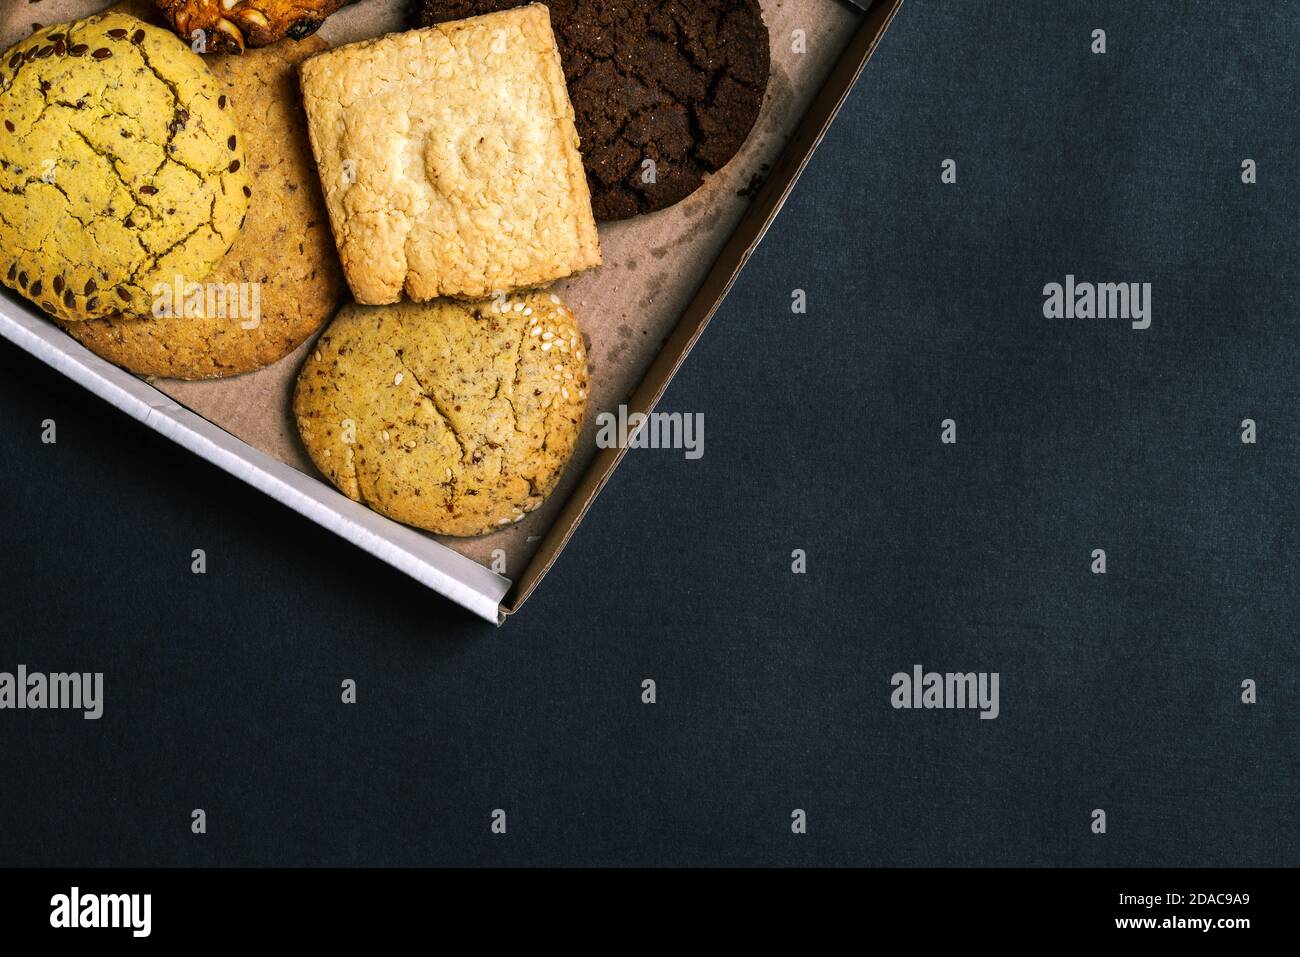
[415, 0, 771, 221]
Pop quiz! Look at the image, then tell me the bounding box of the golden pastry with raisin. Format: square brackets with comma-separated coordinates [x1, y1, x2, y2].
[153, 0, 353, 53]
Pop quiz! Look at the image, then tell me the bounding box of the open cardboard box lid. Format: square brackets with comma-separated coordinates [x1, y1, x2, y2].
[0, 0, 903, 624]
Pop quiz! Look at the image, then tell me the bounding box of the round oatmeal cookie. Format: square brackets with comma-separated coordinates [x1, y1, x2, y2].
[0, 12, 250, 323]
[295, 293, 590, 537]
[64, 35, 343, 379]
[416, 0, 771, 221]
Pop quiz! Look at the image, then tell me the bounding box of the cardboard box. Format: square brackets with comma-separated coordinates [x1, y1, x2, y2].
[0, 0, 902, 624]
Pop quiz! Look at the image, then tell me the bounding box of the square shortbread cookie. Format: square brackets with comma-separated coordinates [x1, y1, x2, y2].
[299, 4, 602, 304]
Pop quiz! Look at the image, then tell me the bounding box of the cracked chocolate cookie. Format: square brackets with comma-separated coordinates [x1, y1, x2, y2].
[294, 292, 589, 537]
[64, 36, 344, 379]
[416, 0, 771, 221]
[0, 12, 250, 323]
[153, 1, 354, 54]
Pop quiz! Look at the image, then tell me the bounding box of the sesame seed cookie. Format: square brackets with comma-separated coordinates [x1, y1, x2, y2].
[0, 12, 250, 323]
[298, 5, 601, 304]
[64, 35, 344, 380]
[294, 293, 590, 537]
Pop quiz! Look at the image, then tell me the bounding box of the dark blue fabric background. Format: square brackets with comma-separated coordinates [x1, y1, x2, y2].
[0, 0, 1295, 866]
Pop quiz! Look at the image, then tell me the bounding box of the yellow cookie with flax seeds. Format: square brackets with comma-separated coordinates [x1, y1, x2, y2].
[63, 35, 343, 379]
[0, 11, 249, 322]
[294, 292, 590, 537]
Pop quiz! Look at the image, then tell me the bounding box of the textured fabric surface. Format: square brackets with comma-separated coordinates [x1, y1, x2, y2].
[0, 0, 1295, 866]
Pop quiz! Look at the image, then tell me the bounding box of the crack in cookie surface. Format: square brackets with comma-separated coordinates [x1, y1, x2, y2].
[0, 12, 249, 322]
[294, 293, 590, 537]
[63, 34, 343, 380]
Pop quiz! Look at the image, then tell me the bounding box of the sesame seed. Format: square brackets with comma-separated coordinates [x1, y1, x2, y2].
[561, 387, 570, 399]
[394, 372, 404, 385]
[382, 430, 390, 442]
[542, 331, 553, 340]
[512, 302, 524, 312]
[541, 341, 552, 350]
[523, 307, 533, 316]
[530, 326, 541, 337]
